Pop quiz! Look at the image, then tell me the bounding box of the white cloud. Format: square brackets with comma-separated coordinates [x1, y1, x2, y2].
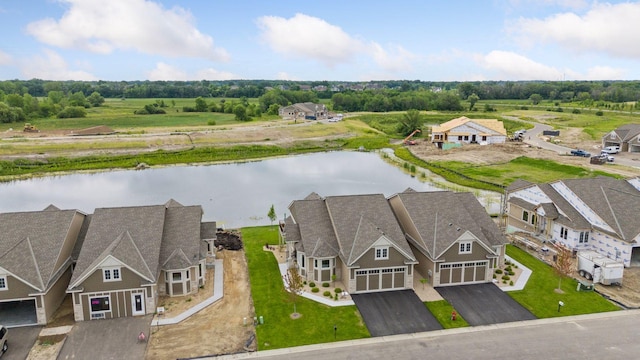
[256, 13, 415, 72]
[0, 50, 12, 65]
[514, 2, 640, 59]
[477, 50, 563, 80]
[21, 49, 97, 80]
[147, 62, 236, 81]
[26, 0, 229, 61]
[276, 72, 297, 81]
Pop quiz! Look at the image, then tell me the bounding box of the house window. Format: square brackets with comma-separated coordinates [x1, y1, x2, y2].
[522, 210, 529, 222]
[463, 136, 469, 141]
[375, 247, 389, 260]
[459, 242, 472, 254]
[579, 232, 589, 244]
[103, 267, 121, 282]
[531, 214, 537, 225]
[172, 272, 182, 281]
[0, 276, 6, 290]
[300, 254, 305, 268]
[482, 136, 487, 141]
[321, 259, 330, 268]
[90, 296, 110, 313]
[560, 227, 568, 240]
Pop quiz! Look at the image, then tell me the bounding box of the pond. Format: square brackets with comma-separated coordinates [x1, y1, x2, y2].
[0, 151, 501, 229]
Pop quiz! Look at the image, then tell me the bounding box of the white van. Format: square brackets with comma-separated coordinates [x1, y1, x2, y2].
[601, 145, 620, 154]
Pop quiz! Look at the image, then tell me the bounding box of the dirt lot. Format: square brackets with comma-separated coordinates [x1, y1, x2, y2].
[146, 249, 256, 359]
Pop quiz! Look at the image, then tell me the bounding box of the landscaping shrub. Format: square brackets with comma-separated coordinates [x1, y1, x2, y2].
[311, 287, 319, 293]
[323, 291, 331, 297]
[334, 288, 342, 293]
[322, 282, 330, 288]
[501, 275, 511, 281]
[309, 282, 316, 288]
[495, 269, 503, 274]
[509, 281, 514, 286]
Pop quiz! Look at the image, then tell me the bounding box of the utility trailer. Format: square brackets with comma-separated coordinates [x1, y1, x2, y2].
[577, 250, 624, 285]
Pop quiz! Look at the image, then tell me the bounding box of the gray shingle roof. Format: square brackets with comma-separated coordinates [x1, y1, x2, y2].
[161, 205, 205, 270]
[289, 199, 340, 258]
[392, 191, 506, 258]
[0, 208, 84, 292]
[200, 222, 217, 240]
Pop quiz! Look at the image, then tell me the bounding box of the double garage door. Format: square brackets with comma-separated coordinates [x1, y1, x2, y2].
[439, 261, 488, 286]
[355, 267, 406, 292]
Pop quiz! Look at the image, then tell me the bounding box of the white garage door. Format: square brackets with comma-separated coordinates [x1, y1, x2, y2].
[355, 267, 406, 293]
[439, 261, 488, 286]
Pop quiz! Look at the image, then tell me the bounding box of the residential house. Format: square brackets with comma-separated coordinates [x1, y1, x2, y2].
[388, 190, 506, 287]
[282, 193, 418, 293]
[278, 102, 328, 120]
[0, 206, 86, 325]
[67, 200, 212, 321]
[602, 124, 640, 152]
[431, 116, 507, 147]
[505, 177, 640, 267]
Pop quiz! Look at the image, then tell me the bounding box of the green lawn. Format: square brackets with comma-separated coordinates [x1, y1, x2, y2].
[242, 226, 370, 350]
[506, 245, 620, 318]
[424, 300, 469, 328]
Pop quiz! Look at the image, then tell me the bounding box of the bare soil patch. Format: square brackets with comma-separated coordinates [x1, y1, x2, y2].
[146, 249, 256, 359]
[156, 267, 215, 318]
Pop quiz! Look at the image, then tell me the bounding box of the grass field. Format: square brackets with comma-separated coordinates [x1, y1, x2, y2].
[243, 226, 370, 350]
[506, 245, 620, 318]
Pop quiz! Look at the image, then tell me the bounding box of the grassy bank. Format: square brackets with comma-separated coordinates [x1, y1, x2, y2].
[243, 226, 370, 350]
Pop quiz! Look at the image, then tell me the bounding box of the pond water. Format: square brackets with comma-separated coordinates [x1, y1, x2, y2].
[0, 151, 500, 229]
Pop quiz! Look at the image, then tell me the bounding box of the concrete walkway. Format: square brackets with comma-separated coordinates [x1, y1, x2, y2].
[498, 255, 532, 292]
[151, 259, 224, 326]
[278, 263, 355, 307]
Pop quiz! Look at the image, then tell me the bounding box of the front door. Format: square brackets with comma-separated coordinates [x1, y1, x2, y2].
[132, 293, 145, 316]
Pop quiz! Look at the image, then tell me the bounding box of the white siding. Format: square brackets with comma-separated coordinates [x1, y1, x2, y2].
[550, 182, 614, 233]
[509, 185, 553, 206]
[591, 230, 634, 267]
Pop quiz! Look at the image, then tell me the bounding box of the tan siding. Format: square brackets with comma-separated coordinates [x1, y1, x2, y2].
[409, 244, 433, 280]
[388, 197, 422, 241]
[53, 213, 85, 272]
[0, 276, 37, 300]
[43, 267, 73, 322]
[356, 247, 407, 269]
[441, 240, 491, 263]
[507, 204, 536, 232]
[79, 267, 147, 293]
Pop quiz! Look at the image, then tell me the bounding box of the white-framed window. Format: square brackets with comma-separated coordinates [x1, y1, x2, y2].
[459, 242, 472, 254]
[172, 272, 182, 281]
[375, 247, 389, 260]
[522, 210, 529, 222]
[90, 296, 110, 313]
[0, 275, 7, 291]
[321, 259, 330, 268]
[560, 227, 568, 240]
[103, 267, 121, 282]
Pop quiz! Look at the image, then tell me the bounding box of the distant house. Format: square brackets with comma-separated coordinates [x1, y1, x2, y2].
[0, 206, 86, 325]
[431, 116, 507, 147]
[280, 189, 506, 292]
[602, 124, 640, 152]
[505, 177, 640, 267]
[278, 102, 328, 121]
[67, 200, 215, 321]
[388, 190, 506, 287]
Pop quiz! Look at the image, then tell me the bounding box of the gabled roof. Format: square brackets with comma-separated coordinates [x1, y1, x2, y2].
[432, 116, 506, 136]
[325, 194, 415, 265]
[611, 124, 640, 142]
[0, 208, 84, 292]
[160, 205, 205, 271]
[506, 179, 534, 192]
[391, 191, 506, 259]
[69, 205, 166, 287]
[289, 198, 340, 258]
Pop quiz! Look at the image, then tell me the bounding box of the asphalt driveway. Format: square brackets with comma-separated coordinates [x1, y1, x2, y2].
[351, 290, 442, 336]
[58, 315, 152, 360]
[436, 283, 536, 326]
[2, 326, 41, 360]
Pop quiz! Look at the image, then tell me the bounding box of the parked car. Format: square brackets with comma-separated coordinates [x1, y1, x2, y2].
[570, 149, 591, 157]
[0, 325, 7, 357]
[600, 152, 615, 162]
[601, 145, 620, 154]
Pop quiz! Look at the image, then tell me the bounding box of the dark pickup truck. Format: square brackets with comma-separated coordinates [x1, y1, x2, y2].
[571, 149, 591, 157]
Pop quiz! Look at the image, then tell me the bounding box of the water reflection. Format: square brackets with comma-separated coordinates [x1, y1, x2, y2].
[0, 151, 502, 228]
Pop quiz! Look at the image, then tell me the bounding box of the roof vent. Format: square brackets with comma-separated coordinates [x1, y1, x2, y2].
[448, 223, 453, 226]
[456, 227, 461, 231]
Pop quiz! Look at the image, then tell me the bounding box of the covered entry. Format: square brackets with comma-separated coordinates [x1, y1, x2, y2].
[355, 267, 406, 292]
[438, 261, 488, 286]
[0, 299, 37, 327]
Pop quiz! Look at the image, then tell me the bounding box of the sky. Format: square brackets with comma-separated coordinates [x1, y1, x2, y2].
[1, 0, 639, 82]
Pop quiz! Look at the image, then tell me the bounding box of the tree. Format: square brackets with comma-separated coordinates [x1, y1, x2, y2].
[467, 93, 479, 111]
[87, 91, 105, 107]
[397, 109, 423, 136]
[283, 266, 304, 318]
[195, 96, 208, 112]
[554, 246, 573, 293]
[233, 104, 249, 121]
[529, 93, 543, 105]
[267, 204, 277, 225]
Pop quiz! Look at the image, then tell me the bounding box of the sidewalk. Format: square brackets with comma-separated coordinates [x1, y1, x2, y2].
[151, 259, 224, 326]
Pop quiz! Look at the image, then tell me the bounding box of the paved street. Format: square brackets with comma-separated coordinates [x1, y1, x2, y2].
[211, 310, 640, 360]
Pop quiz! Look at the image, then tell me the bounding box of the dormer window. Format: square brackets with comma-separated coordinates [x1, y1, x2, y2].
[459, 242, 472, 254]
[103, 267, 121, 282]
[375, 246, 389, 260]
[0, 276, 7, 290]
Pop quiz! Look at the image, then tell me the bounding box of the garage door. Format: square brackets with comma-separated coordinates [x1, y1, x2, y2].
[0, 299, 37, 327]
[439, 261, 488, 286]
[355, 267, 406, 292]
